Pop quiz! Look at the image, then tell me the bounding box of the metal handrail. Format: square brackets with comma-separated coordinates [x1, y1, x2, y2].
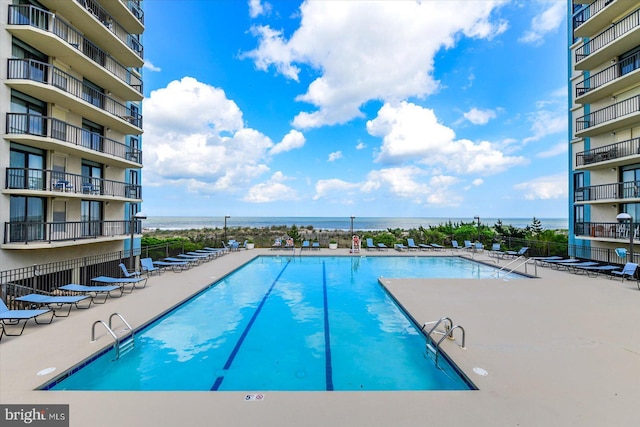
[490, 256, 535, 279]
[91, 320, 121, 359]
[422, 317, 453, 338]
[434, 325, 466, 365]
[575, 7, 640, 62]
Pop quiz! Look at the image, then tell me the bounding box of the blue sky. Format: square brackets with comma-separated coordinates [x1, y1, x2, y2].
[140, 0, 568, 218]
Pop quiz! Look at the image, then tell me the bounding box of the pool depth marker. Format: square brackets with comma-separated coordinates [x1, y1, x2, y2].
[211, 259, 291, 391]
[322, 261, 334, 391]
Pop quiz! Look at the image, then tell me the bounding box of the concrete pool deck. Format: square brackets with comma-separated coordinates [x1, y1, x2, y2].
[1, 249, 639, 426]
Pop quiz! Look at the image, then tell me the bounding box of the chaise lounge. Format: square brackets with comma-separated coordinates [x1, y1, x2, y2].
[15, 293, 91, 317]
[58, 284, 123, 303]
[0, 299, 54, 337]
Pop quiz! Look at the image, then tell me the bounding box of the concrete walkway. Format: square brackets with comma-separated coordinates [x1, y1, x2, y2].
[1, 249, 639, 426]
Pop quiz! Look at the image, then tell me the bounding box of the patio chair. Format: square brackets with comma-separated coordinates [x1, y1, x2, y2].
[0, 299, 54, 337]
[504, 247, 529, 258]
[394, 243, 408, 251]
[301, 241, 311, 250]
[377, 242, 389, 251]
[15, 293, 91, 317]
[610, 262, 638, 284]
[153, 260, 190, 272]
[271, 239, 282, 250]
[92, 275, 147, 292]
[59, 284, 123, 304]
[365, 238, 377, 250]
[463, 240, 473, 250]
[119, 262, 141, 278]
[418, 243, 431, 250]
[312, 241, 320, 250]
[451, 240, 462, 251]
[141, 258, 162, 276]
[430, 243, 445, 251]
[406, 239, 420, 250]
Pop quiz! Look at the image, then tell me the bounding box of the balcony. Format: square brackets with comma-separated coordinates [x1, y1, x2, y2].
[5, 168, 142, 200]
[7, 5, 143, 98]
[574, 0, 626, 38]
[574, 221, 638, 241]
[3, 220, 141, 245]
[575, 136, 640, 168]
[7, 59, 142, 135]
[575, 7, 640, 71]
[574, 180, 640, 202]
[9, 2, 144, 67]
[575, 50, 640, 104]
[6, 113, 142, 167]
[575, 94, 640, 137]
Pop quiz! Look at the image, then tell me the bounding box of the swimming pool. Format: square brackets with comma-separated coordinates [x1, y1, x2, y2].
[47, 256, 509, 391]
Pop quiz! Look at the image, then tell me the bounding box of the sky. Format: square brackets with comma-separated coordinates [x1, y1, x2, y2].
[139, 0, 568, 219]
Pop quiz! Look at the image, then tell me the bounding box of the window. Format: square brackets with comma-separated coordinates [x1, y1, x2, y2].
[619, 46, 640, 77]
[574, 172, 585, 201]
[574, 205, 585, 236]
[9, 143, 45, 190]
[9, 196, 45, 242]
[10, 90, 46, 136]
[81, 160, 102, 195]
[128, 169, 139, 198]
[81, 200, 102, 237]
[51, 200, 67, 236]
[127, 136, 140, 162]
[621, 164, 640, 198]
[12, 38, 48, 83]
[81, 118, 103, 152]
[82, 79, 104, 108]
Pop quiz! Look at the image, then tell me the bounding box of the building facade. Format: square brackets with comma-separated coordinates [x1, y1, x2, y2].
[0, 0, 144, 271]
[569, 0, 640, 262]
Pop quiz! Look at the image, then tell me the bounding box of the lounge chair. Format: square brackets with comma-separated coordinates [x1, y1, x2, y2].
[15, 293, 91, 317]
[543, 258, 582, 269]
[395, 243, 408, 251]
[451, 240, 462, 251]
[430, 243, 445, 251]
[564, 261, 600, 273]
[186, 252, 213, 261]
[611, 262, 638, 283]
[365, 238, 377, 250]
[488, 243, 503, 258]
[271, 239, 282, 250]
[575, 264, 620, 278]
[59, 284, 123, 303]
[463, 240, 473, 251]
[531, 256, 564, 266]
[301, 240, 310, 250]
[475, 242, 484, 252]
[176, 254, 205, 265]
[377, 242, 388, 251]
[141, 258, 162, 276]
[153, 260, 190, 272]
[204, 246, 228, 255]
[119, 262, 141, 278]
[0, 299, 54, 337]
[406, 239, 420, 250]
[312, 242, 320, 250]
[91, 276, 147, 292]
[165, 256, 198, 267]
[504, 247, 529, 258]
[284, 238, 295, 250]
[418, 243, 431, 250]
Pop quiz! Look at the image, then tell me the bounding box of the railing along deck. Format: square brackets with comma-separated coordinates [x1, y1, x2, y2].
[3, 220, 141, 244]
[576, 137, 640, 167]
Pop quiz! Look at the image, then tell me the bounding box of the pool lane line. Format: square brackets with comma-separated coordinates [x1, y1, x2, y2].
[211, 259, 291, 391]
[322, 261, 334, 391]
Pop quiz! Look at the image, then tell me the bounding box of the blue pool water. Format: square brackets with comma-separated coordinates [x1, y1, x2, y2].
[48, 256, 511, 391]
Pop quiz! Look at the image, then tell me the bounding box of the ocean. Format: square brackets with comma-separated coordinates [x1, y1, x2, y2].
[142, 216, 568, 231]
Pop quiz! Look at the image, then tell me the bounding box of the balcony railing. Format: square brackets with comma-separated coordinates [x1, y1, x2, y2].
[6, 113, 142, 164]
[575, 180, 640, 202]
[575, 7, 640, 63]
[573, 0, 615, 29]
[5, 168, 142, 199]
[8, 5, 142, 94]
[575, 94, 640, 132]
[574, 221, 638, 240]
[575, 137, 640, 166]
[123, 0, 144, 24]
[7, 59, 142, 129]
[576, 49, 640, 97]
[3, 220, 141, 244]
[75, 0, 143, 58]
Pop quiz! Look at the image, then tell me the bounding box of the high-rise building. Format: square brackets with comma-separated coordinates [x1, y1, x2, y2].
[0, 0, 144, 270]
[569, 0, 640, 261]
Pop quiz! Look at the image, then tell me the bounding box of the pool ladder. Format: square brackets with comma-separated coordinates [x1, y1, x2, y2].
[91, 313, 134, 360]
[490, 256, 537, 279]
[421, 317, 466, 367]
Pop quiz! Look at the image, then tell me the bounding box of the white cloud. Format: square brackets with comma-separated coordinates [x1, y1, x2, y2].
[513, 173, 568, 200]
[472, 179, 484, 186]
[313, 179, 360, 201]
[248, 0, 271, 18]
[243, 171, 298, 203]
[356, 142, 366, 150]
[463, 108, 497, 125]
[367, 102, 527, 175]
[328, 151, 343, 162]
[523, 105, 567, 144]
[143, 60, 161, 72]
[142, 77, 274, 193]
[270, 130, 305, 155]
[537, 142, 567, 158]
[519, 1, 565, 45]
[244, 1, 508, 128]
